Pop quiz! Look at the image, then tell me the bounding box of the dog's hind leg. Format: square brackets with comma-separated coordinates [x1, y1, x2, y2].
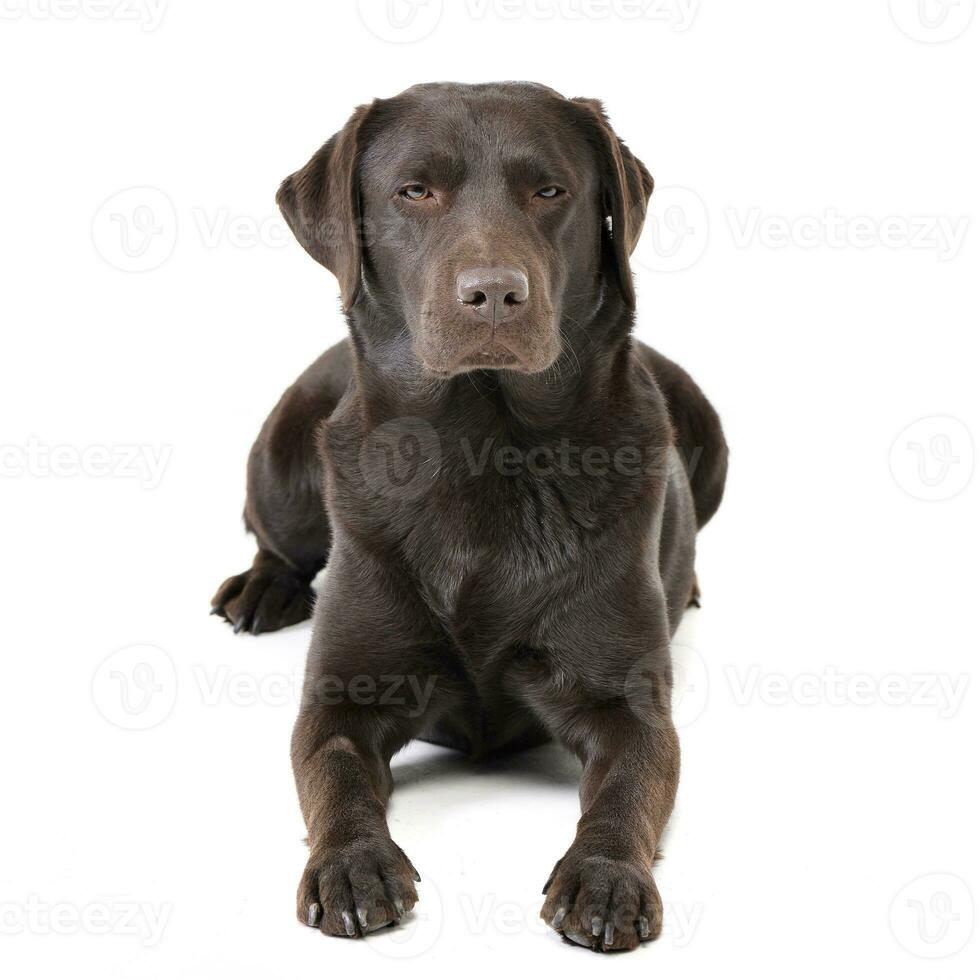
[211, 547, 319, 635]
[635, 342, 728, 531]
[212, 343, 352, 635]
[211, 410, 332, 634]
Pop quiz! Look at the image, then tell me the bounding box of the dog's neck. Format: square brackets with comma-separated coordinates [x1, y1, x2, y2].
[346, 295, 636, 437]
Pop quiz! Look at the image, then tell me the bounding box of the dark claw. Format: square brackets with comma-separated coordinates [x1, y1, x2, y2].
[412, 870, 421, 883]
[551, 907, 567, 929]
[638, 915, 650, 939]
[232, 615, 247, 634]
[356, 907, 368, 930]
[563, 928, 593, 948]
[307, 903, 320, 928]
[394, 898, 405, 917]
[591, 916, 602, 937]
[604, 922, 614, 946]
[542, 863, 560, 894]
[341, 910, 356, 937]
[210, 604, 222, 616]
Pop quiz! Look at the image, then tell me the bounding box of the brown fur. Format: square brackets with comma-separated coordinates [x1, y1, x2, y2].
[212, 82, 727, 952]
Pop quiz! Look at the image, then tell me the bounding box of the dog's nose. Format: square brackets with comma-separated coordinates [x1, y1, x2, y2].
[456, 267, 529, 321]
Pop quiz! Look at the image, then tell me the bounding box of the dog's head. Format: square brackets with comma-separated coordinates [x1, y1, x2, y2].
[277, 82, 653, 377]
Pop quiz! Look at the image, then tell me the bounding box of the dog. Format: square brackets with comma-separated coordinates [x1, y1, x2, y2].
[212, 81, 727, 952]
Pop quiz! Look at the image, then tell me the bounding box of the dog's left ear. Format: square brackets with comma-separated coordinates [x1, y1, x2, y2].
[571, 98, 654, 309]
[276, 101, 377, 310]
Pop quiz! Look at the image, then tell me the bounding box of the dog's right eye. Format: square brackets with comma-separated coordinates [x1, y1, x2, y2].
[399, 184, 431, 201]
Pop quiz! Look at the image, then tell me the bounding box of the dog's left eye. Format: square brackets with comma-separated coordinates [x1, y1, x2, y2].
[400, 184, 431, 201]
[535, 186, 564, 199]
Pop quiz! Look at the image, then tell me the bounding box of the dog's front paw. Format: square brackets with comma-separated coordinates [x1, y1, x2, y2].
[297, 837, 420, 938]
[541, 851, 662, 952]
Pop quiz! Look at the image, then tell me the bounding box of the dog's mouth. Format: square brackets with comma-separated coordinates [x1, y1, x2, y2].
[457, 343, 522, 371]
[416, 303, 561, 377]
[421, 337, 527, 376]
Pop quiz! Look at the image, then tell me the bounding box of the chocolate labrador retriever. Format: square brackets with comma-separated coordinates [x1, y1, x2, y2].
[212, 82, 727, 952]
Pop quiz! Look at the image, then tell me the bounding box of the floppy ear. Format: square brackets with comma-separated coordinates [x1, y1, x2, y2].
[276, 102, 376, 310]
[571, 98, 654, 309]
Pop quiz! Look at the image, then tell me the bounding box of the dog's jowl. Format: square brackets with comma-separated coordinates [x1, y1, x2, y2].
[211, 82, 727, 952]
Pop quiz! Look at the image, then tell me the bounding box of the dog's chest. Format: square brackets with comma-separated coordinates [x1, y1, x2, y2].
[331, 405, 654, 653]
[398, 464, 601, 646]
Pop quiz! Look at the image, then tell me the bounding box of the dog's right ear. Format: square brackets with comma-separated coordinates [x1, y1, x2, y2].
[276, 102, 376, 310]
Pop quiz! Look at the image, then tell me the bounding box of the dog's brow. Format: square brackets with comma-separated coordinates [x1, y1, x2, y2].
[393, 153, 466, 188]
[503, 153, 571, 188]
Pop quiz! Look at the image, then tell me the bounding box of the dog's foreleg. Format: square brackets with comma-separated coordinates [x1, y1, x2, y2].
[538, 665, 679, 952]
[291, 680, 435, 937]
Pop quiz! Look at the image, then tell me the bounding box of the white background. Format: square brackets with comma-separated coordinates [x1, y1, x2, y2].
[1, 1, 978, 976]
